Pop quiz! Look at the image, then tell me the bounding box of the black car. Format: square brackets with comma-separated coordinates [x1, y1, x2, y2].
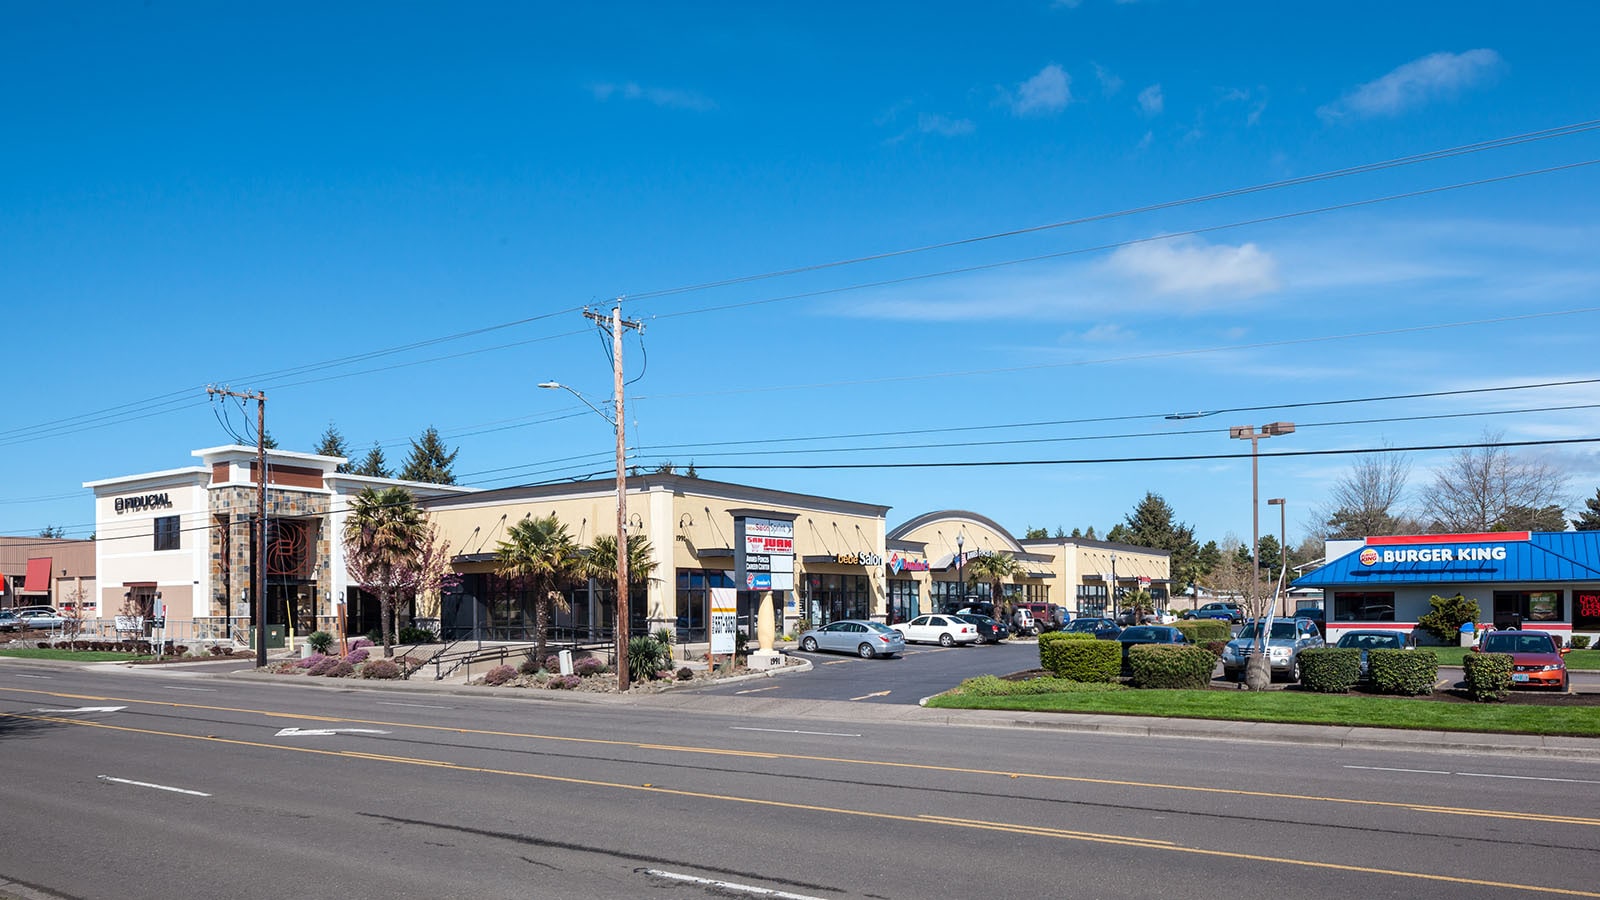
[1062, 617, 1121, 640]
[1116, 625, 1190, 675]
[951, 613, 1008, 644]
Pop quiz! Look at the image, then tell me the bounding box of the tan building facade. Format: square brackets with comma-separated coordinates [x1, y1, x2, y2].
[0, 537, 96, 613]
[1018, 536, 1173, 617]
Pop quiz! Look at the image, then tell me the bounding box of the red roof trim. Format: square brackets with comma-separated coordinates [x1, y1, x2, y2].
[1366, 532, 1528, 546]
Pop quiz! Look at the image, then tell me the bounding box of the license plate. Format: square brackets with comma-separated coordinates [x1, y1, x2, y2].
[1512, 674, 1529, 682]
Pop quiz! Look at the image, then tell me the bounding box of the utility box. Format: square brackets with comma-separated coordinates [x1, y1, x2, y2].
[251, 625, 286, 650]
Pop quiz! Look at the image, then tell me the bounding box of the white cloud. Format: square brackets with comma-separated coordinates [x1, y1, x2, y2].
[1093, 63, 1123, 96]
[1079, 323, 1135, 342]
[1137, 83, 1163, 115]
[918, 113, 976, 137]
[590, 81, 716, 112]
[1319, 49, 1503, 121]
[1008, 64, 1072, 116]
[1106, 237, 1279, 297]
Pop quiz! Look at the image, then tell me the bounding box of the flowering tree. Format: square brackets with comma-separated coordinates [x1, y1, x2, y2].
[343, 487, 427, 657]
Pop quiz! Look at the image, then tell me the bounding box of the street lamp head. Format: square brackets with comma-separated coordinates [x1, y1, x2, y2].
[1263, 421, 1296, 436]
[537, 381, 562, 390]
[1228, 425, 1253, 440]
[1267, 498, 1286, 506]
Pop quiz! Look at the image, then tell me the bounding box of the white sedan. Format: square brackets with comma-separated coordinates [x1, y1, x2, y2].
[892, 614, 980, 647]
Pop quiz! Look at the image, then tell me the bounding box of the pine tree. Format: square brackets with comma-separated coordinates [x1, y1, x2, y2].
[259, 429, 278, 450]
[314, 422, 353, 473]
[1115, 492, 1203, 592]
[400, 426, 459, 484]
[353, 442, 392, 478]
[1573, 489, 1600, 531]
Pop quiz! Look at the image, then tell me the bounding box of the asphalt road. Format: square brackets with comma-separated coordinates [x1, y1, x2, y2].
[2, 660, 1599, 900]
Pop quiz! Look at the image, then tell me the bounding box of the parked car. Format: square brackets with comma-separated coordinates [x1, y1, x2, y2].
[15, 607, 64, 630]
[1011, 607, 1038, 637]
[1115, 625, 1190, 675]
[1062, 617, 1121, 640]
[1475, 630, 1569, 691]
[1334, 629, 1411, 678]
[1116, 607, 1177, 626]
[1221, 618, 1325, 682]
[1292, 604, 1327, 630]
[1182, 602, 1244, 623]
[892, 614, 980, 647]
[1019, 602, 1065, 631]
[0, 611, 19, 632]
[797, 620, 906, 659]
[951, 613, 1008, 644]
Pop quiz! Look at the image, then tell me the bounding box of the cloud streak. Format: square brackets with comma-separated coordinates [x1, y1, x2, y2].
[1006, 64, 1072, 116]
[1320, 49, 1503, 120]
[591, 81, 716, 111]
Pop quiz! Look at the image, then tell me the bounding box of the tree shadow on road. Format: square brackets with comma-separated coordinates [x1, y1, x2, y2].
[0, 711, 73, 742]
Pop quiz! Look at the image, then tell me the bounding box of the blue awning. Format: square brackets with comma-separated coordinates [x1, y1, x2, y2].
[1292, 531, 1600, 588]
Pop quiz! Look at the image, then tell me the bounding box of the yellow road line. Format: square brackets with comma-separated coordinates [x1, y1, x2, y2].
[4, 710, 1597, 899]
[2, 686, 1595, 829]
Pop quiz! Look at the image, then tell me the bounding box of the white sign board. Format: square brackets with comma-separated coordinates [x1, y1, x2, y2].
[709, 586, 738, 655]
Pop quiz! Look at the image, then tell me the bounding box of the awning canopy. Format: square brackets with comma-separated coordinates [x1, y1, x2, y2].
[23, 558, 52, 593]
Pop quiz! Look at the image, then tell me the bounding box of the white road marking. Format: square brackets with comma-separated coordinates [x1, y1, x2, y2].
[849, 690, 891, 701]
[639, 868, 827, 900]
[166, 686, 217, 692]
[1345, 764, 1600, 785]
[11, 674, 50, 679]
[822, 660, 850, 666]
[734, 686, 782, 695]
[375, 701, 453, 709]
[731, 727, 861, 737]
[1344, 765, 1451, 775]
[97, 775, 210, 797]
[275, 727, 391, 737]
[35, 706, 127, 714]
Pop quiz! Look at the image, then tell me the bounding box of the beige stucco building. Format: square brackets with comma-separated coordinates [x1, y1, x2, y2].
[0, 537, 96, 613]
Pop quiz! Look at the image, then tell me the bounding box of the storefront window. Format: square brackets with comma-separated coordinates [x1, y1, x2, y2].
[1574, 590, 1600, 631]
[676, 569, 734, 642]
[887, 579, 919, 624]
[1493, 590, 1564, 625]
[929, 581, 969, 612]
[804, 573, 870, 625]
[1333, 591, 1396, 622]
[1076, 584, 1107, 617]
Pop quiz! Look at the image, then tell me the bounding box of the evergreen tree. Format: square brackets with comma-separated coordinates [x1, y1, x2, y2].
[1023, 526, 1049, 540]
[37, 525, 67, 538]
[259, 429, 278, 450]
[1070, 527, 1083, 538]
[314, 422, 353, 473]
[1053, 526, 1066, 539]
[1575, 489, 1600, 531]
[685, 461, 699, 479]
[1085, 526, 1096, 539]
[1114, 492, 1203, 592]
[353, 442, 393, 478]
[1256, 534, 1284, 574]
[400, 426, 459, 484]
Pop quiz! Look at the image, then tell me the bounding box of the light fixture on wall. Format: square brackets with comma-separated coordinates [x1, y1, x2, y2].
[678, 514, 694, 528]
[629, 513, 643, 529]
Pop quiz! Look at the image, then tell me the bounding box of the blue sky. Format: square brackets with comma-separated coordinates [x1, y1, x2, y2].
[4, 1, 1599, 550]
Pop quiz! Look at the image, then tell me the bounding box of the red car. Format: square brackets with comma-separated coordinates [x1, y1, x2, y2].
[1475, 631, 1569, 691]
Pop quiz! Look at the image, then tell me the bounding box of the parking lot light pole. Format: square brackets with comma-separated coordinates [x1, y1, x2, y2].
[955, 533, 964, 612]
[1229, 422, 1294, 688]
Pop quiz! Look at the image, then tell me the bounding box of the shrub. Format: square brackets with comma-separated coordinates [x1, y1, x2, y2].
[1463, 652, 1513, 702]
[397, 625, 438, 644]
[295, 653, 327, 669]
[348, 637, 373, 651]
[1369, 648, 1439, 696]
[325, 660, 355, 678]
[1127, 645, 1217, 690]
[343, 647, 370, 665]
[1174, 620, 1231, 644]
[734, 630, 750, 664]
[574, 656, 606, 677]
[360, 659, 402, 680]
[1573, 635, 1592, 650]
[1038, 632, 1120, 682]
[306, 631, 335, 655]
[1202, 640, 1228, 658]
[1416, 593, 1481, 644]
[676, 666, 694, 681]
[628, 635, 671, 682]
[546, 674, 582, 690]
[483, 664, 519, 686]
[654, 628, 675, 658]
[957, 674, 1126, 696]
[1298, 648, 1360, 693]
[519, 654, 542, 676]
[307, 655, 338, 676]
[544, 655, 563, 672]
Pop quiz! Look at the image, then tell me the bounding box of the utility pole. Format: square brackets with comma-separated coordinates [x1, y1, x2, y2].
[208, 386, 269, 668]
[583, 304, 643, 691]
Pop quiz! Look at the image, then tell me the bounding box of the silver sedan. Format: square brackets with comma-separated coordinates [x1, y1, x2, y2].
[797, 620, 906, 659]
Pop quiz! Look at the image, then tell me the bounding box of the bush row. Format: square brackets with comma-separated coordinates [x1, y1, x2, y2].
[1463, 653, 1514, 702]
[1368, 648, 1439, 696]
[1127, 645, 1216, 689]
[1173, 620, 1231, 644]
[1298, 648, 1361, 693]
[957, 674, 1126, 696]
[1038, 632, 1120, 682]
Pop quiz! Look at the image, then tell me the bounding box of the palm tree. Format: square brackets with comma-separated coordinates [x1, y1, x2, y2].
[583, 533, 659, 631]
[343, 487, 426, 658]
[964, 551, 1024, 621]
[494, 515, 579, 665]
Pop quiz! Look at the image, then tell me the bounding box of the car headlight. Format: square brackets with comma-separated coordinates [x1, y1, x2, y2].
[1269, 647, 1290, 658]
[1540, 664, 1564, 672]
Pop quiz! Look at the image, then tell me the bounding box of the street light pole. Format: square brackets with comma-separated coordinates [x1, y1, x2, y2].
[955, 533, 965, 613]
[1228, 422, 1294, 688]
[1110, 552, 1118, 623]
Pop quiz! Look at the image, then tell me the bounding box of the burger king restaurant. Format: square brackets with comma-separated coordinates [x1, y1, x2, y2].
[1292, 531, 1600, 645]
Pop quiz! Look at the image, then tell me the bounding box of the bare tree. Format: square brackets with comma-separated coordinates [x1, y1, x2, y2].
[1312, 450, 1419, 539]
[1417, 431, 1569, 532]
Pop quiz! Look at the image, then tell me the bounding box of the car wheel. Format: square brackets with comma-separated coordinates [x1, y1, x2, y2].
[939, 633, 955, 647]
[1290, 658, 1302, 682]
[857, 643, 876, 659]
[801, 637, 818, 652]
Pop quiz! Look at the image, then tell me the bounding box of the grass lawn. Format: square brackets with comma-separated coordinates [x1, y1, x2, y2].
[0, 648, 151, 662]
[927, 687, 1600, 736]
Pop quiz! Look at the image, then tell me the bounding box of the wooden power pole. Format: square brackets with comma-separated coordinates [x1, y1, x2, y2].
[208, 386, 269, 667]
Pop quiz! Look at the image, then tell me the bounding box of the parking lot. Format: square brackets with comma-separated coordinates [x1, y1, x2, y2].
[691, 638, 1041, 705]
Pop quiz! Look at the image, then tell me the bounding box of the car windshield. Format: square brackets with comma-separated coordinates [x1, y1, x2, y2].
[1482, 633, 1556, 654]
[1337, 633, 1403, 650]
[1239, 621, 1299, 640]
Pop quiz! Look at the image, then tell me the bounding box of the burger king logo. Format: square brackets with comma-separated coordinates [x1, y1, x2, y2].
[1359, 548, 1379, 566]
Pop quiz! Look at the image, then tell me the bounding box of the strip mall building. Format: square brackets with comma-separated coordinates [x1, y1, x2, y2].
[85, 450, 1170, 641]
[1292, 530, 1600, 644]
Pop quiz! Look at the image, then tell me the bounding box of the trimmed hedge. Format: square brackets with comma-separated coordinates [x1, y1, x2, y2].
[1038, 632, 1120, 683]
[1298, 648, 1360, 693]
[1127, 645, 1216, 689]
[1369, 648, 1439, 696]
[1573, 635, 1593, 650]
[956, 674, 1127, 696]
[1463, 652, 1513, 702]
[1174, 620, 1231, 644]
